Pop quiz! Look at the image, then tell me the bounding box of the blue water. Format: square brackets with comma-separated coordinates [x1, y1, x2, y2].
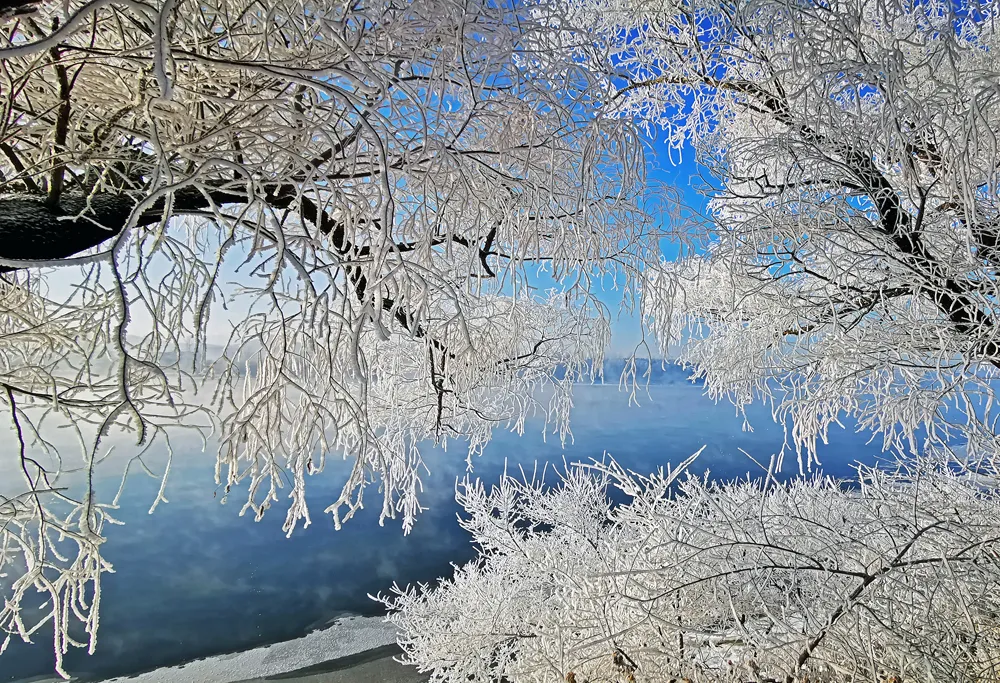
[4, 366, 885, 682]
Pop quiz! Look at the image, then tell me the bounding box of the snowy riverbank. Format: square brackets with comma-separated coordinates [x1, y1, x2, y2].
[88, 616, 421, 683]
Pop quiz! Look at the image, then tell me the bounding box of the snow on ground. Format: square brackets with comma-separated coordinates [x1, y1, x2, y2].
[95, 616, 399, 683]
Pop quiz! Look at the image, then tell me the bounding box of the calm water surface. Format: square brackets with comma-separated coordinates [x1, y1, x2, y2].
[5, 367, 885, 682]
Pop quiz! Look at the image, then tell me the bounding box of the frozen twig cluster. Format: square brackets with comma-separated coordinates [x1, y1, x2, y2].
[381, 451, 1000, 683]
[0, 273, 203, 675]
[0, 0, 656, 672]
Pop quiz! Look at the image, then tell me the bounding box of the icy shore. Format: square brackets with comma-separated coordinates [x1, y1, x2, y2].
[92, 616, 400, 683]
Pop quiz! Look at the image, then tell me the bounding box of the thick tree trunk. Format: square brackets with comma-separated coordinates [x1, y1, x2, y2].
[0, 0, 38, 18]
[0, 185, 437, 346]
[0, 188, 248, 271]
[0, 194, 132, 267]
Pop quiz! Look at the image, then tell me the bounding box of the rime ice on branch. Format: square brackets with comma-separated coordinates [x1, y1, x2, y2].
[585, 0, 1000, 472]
[0, 0, 658, 675]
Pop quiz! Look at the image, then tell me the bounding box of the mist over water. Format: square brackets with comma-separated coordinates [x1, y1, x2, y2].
[5, 364, 885, 682]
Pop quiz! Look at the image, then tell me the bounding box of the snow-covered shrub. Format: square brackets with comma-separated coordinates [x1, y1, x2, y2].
[379, 452, 1000, 683]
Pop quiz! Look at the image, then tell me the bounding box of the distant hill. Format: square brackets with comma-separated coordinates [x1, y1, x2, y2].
[148, 349, 697, 386]
[583, 358, 702, 386]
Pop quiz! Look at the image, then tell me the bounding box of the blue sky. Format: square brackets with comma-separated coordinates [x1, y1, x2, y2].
[600, 132, 709, 356]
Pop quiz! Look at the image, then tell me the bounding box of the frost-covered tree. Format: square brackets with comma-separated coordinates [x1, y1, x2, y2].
[382, 453, 1000, 683]
[0, 0, 657, 673]
[383, 2, 1000, 682]
[580, 0, 1000, 472]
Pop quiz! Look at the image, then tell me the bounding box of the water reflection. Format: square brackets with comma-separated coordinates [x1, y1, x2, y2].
[4, 372, 882, 682]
